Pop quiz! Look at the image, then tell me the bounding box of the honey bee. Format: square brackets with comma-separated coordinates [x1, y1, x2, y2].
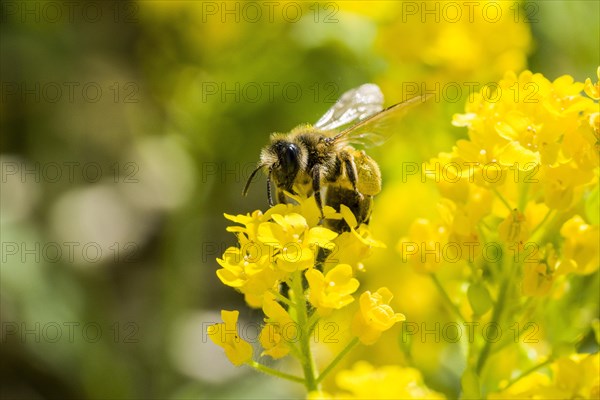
[243, 84, 426, 232]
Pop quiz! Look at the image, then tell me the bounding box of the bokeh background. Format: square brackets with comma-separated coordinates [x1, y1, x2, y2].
[1, 1, 598, 399]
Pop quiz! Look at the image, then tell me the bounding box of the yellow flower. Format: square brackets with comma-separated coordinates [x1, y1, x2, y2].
[258, 213, 338, 272]
[498, 208, 529, 249]
[306, 391, 334, 400]
[444, 140, 511, 189]
[351, 287, 405, 345]
[318, 205, 385, 269]
[522, 243, 557, 297]
[398, 218, 449, 273]
[584, 67, 600, 150]
[306, 264, 360, 316]
[331, 225, 386, 267]
[489, 372, 553, 399]
[439, 186, 492, 237]
[259, 293, 296, 359]
[589, 112, 600, 141]
[558, 215, 600, 275]
[216, 247, 281, 308]
[584, 66, 600, 100]
[553, 353, 600, 398]
[225, 206, 287, 242]
[335, 361, 446, 399]
[490, 353, 600, 399]
[285, 192, 340, 228]
[207, 310, 253, 366]
[426, 154, 470, 202]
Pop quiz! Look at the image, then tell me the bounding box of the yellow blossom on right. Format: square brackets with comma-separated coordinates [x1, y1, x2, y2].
[450, 69, 598, 211]
[352, 287, 405, 345]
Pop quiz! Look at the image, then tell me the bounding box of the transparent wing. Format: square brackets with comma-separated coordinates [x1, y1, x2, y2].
[333, 94, 430, 148]
[314, 83, 384, 131]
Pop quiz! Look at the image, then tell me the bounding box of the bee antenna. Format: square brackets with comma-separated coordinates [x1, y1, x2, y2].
[242, 164, 265, 196]
[267, 167, 274, 207]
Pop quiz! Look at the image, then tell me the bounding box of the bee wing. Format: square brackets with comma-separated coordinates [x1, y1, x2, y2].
[333, 94, 430, 148]
[314, 84, 385, 131]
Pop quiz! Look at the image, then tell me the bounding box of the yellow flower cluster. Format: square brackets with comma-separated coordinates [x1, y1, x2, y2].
[401, 68, 599, 283]
[398, 68, 599, 398]
[208, 194, 404, 392]
[216, 195, 386, 310]
[372, 0, 532, 100]
[451, 69, 598, 209]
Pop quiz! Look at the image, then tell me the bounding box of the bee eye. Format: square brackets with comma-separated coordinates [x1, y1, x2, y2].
[279, 143, 299, 174]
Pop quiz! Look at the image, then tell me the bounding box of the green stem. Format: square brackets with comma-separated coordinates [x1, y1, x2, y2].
[476, 287, 505, 375]
[478, 219, 493, 232]
[316, 337, 359, 384]
[268, 289, 294, 308]
[307, 312, 320, 334]
[493, 188, 513, 212]
[248, 361, 305, 384]
[529, 209, 558, 245]
[518, 182, 530, 212]
[431, 273, 466, 322]
[476, 254, 515, 375]
[476, 223, 501, 282]
[529, 209, 554, 238]
[291, 270, 319, 392]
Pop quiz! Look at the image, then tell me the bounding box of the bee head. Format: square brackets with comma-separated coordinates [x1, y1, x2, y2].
[274, 141, 300, 176]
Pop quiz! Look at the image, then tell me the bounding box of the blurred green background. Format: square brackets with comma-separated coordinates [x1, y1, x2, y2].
[1, 1, 598, 399]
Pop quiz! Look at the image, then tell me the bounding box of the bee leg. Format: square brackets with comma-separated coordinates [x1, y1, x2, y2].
[267, 167, 274, 207]
[363, 195, 374, 225]
[277, 190, 287, 204]
[311, 166, 325, 220]
[341, 152, 363, 200]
